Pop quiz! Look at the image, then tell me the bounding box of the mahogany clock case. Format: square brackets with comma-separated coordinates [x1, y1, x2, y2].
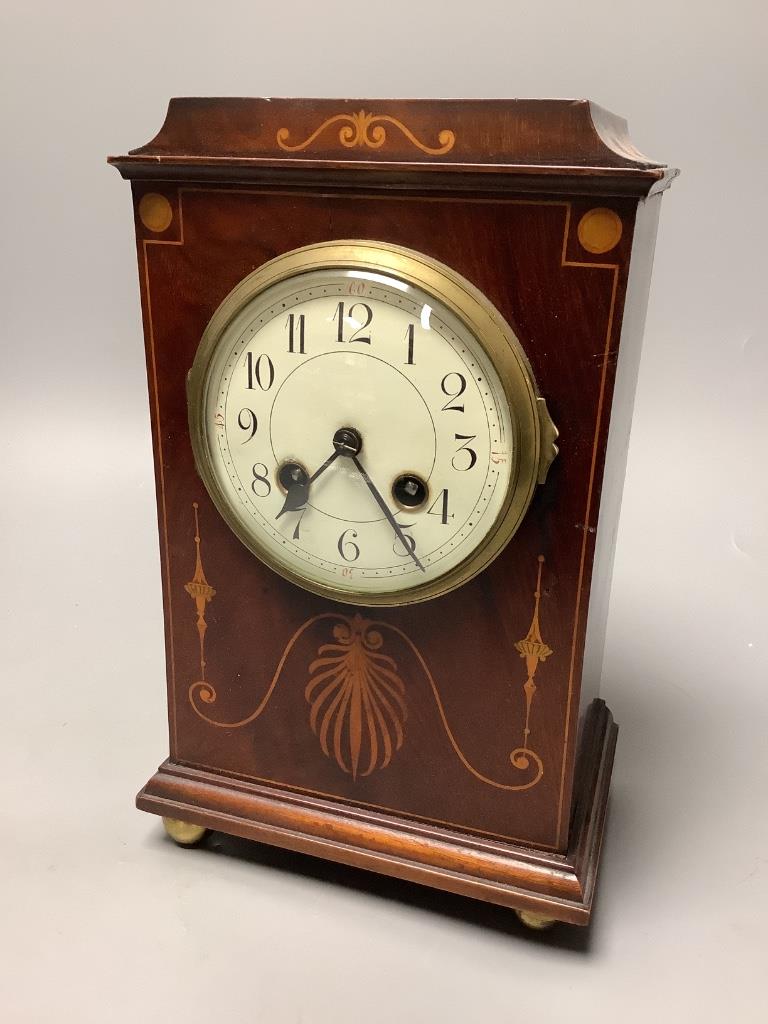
[109, 98, 675, 926]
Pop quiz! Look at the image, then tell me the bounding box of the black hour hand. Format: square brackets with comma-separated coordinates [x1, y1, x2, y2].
[275, 449, 341, 520]
[275, 463, 309, 519]
[275, 482, 308, 519]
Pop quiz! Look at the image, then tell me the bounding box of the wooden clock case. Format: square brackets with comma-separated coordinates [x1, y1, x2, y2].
[109, 98, 676, 926]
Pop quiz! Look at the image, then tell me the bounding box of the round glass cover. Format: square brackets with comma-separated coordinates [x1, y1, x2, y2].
[188, 242, 548, 606]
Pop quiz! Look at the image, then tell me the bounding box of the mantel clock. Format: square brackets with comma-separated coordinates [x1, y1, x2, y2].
[109, 98, 676, 928]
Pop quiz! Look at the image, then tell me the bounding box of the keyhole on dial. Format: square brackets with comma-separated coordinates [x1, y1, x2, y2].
[392, 474, 428, 508]
[277, 461, 309, 491]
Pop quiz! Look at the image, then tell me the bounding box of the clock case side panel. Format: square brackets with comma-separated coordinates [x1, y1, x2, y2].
[579, 193, 663, 714]
[129, 182, 182, 760]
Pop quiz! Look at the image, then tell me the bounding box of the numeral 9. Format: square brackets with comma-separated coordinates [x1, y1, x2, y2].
[237, 408, 258, 442]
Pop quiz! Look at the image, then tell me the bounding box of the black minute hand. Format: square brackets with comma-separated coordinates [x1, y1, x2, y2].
[350, 455, 426, 573]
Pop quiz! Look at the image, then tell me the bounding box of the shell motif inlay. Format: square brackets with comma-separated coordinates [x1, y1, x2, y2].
[185, 504, 551, 792]
[306, 614, 407, 779]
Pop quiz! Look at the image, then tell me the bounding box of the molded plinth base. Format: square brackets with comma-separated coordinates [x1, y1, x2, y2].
[138, 699, 617, 926]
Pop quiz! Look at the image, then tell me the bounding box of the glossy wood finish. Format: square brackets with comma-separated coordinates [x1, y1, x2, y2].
[139, 699, 616, 925]
[128, 185, 625, 850]
[110, 99, 674, 924]
[110, 97, 678, 197]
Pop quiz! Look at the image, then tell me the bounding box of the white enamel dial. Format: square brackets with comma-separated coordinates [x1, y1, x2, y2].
[189, 244, 554, 605]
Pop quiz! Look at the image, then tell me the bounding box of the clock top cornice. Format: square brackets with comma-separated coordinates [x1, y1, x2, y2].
[108, 97, 678, 197]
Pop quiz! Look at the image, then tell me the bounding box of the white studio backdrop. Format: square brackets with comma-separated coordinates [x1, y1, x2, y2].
[1, 2, 766, 1022]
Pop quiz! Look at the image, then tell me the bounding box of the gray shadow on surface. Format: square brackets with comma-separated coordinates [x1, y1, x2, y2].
[148, 820, 614, 954]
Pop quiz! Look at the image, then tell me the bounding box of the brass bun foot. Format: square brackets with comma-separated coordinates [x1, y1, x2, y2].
[516, 909, 557, 931]
[162, 816, 209, 847]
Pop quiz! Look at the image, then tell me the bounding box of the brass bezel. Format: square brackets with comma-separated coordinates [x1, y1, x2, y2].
[187, 240, 556, 606]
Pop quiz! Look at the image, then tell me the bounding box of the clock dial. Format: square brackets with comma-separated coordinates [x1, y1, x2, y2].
[189, 243, 553, 605]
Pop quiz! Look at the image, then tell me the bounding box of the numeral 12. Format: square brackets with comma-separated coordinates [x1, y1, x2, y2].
[333, 302, 372, 344]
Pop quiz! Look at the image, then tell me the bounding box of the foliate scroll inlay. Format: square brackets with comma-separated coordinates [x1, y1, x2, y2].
[511, 556, 552, 776]
[276, 109, 456, 156]
[184, 503, 216, 686]
[185, 505, 549, 793]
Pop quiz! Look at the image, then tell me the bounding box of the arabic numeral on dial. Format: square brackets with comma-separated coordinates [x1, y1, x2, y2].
[337, 529, 360, 562]
[405, 323, 415, 365]
[441, 372, 466, 412]
[393, 522, 417, 558]
[452, 434, 478, 471]
[333, 301, 372, 344]
[250, 463, 272, 497]
[237, 408, 258, 441]
[245, 352, 275, 390]
[291, 507, 306, 541]
[285, 312, 306, 354]
[427, 489, 453, 525]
